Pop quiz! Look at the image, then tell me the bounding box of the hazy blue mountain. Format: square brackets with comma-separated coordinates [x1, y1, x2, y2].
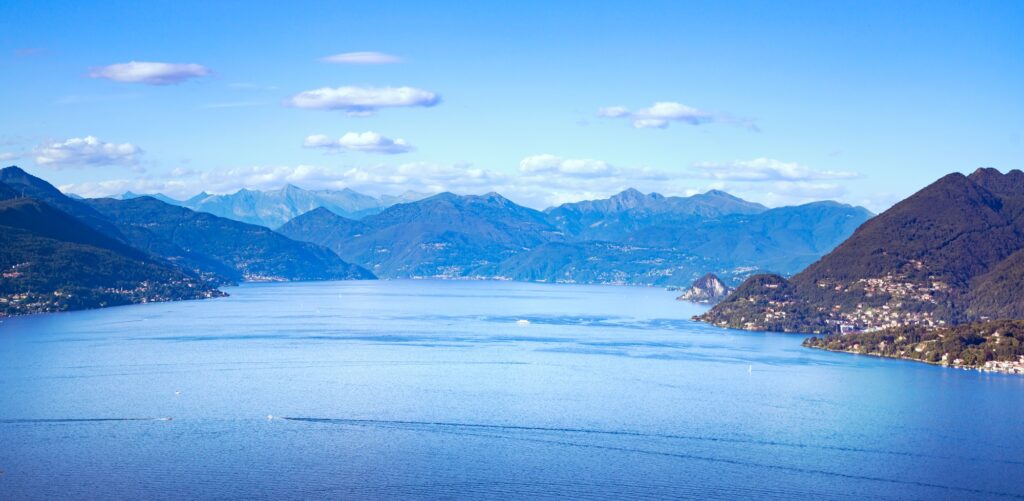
[275, 207, 369, 250]
[176, 185, 430, 228]
[86, 196, 376, 282]
[1, 166, 125, 240]
[545, 188, 768, 241]
[0, 196, 222, 316]
[277, 188, 867, 285]
[380, 190, 433, 206]
[479, 241, 729, 286]
[489, 195, 870, 286]
[280, 192, 562, 278]
[118, 191, 181, 205]
[625, 201, 874, 275]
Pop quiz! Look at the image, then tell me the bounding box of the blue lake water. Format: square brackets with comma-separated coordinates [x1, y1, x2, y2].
[0, 280, 1022, 499]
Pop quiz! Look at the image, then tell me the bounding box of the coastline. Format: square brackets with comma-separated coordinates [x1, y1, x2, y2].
[804, 344, 1024, 375]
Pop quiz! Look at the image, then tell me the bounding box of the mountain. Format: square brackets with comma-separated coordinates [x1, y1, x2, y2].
[490, 199, 871, 286]
[698, 168, 1024, 334]
[545, 188, 768, 241]
[677, 273, 733, 304]
[0, 181, 19, 200]
[380, 190, 432, 206]
[279, 189, 869, 285]
[274, 207, 369, 250]
[480, 241, 723, 285]
[1, 166, 125, 239]
[0, 196, 222, 316]
[86, 196, 375, 282]
[118, 191, 181, 205]
[280, 192, 562, 278]
[625, 201, 873, 275]
[177, 185, 428, 228]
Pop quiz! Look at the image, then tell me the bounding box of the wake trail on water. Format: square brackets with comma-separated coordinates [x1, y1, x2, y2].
[280, 416, 1024, 499]
[278, 416, 1024, 467]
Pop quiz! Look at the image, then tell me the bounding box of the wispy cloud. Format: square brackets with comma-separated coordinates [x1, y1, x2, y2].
[519, 154, 617, 177]
[692, 158, 858, 182]
[203, 101, 268, 109]
[33, 136, 141, 168]
[53, 94, 140, 105]
[0, 152, 20, 162]
[321, 51, 403, 64]
[285, 86, 440, 116]
[304, 132, 414, 154]
[227, 82, 278, 91]
[88, 61, 212, 85]
[14, 47, 47, 57]
[598, 101, 755, 130]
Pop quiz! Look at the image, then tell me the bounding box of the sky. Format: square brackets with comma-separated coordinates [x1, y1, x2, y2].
[0, 0, 1021, 211]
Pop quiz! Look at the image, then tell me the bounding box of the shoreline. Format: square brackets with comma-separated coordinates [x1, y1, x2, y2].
[804, 345, 1024, 376]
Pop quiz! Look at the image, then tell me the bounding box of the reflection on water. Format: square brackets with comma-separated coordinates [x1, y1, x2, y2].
[1, 280, 1022, 499]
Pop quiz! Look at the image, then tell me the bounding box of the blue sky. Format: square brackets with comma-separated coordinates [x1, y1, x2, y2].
[1, 0, 1021, 210]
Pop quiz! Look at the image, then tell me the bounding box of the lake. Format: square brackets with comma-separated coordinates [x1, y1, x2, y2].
[1, 280, 1022, 499]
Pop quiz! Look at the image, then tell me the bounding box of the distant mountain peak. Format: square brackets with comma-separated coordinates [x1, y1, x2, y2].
[615, 187, 644, 197]
[608, 188, 655, 209]
[702, 189, 736, 198]
[480, 191, 511, 203]
[2, 165, 27, 175]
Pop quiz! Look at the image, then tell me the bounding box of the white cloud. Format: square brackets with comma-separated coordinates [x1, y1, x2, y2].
[33, 136, 141, 168]
[693, 158, 858, 182]
[519, 154, 616, 177]
[321, 51, 402, 64]
[303, 132, 414, 154]
[59, 157, 862, 210]
[285, 86, 440, 115]
[598, 101, 750, 129]
[596, 106, 630, 118]
[88, 61, 212, 85]
[0, 152, 19, 162]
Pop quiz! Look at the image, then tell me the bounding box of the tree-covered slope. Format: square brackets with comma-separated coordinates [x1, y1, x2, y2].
[699, 168, 1024, 334]
[1, 166, 125, 239]
[86, 197, 375, 282]
[0, 197, 223, 316]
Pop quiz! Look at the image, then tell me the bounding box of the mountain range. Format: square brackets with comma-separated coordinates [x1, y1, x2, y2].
[86, 197, 374, 283]
[279, 188, 873, 286]
[698, 168, 1024, 334]
[117, 185, 429, 228]
[0, 166, 374, 316]
[1, 164, 877, 316]
[0, 184, 223, 316]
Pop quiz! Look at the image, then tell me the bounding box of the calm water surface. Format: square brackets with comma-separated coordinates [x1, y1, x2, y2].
[1, 280, 1022, 499]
